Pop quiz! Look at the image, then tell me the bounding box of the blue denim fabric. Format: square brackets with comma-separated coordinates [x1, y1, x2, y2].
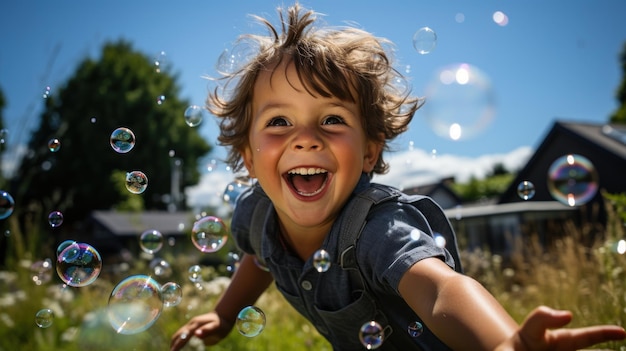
[231, 174, 456, 350]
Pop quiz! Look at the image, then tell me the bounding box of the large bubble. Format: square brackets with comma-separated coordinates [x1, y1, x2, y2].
[236, 306, 266, 337]
[107, 275, 163, 335]
[35, 308, 54, 328]
[191, 216, 228, 253]
[125, 171, 148, 194]
[359, 320, 385, 349]
[110, 127, 136, 153]
[422, 63, 496, 141]
[0, 190, 15, 220]
[56, 242, 102, 287]
[547, 154, 598, 207]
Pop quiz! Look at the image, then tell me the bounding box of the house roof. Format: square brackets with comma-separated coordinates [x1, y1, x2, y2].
[444, 200, 576, 219]
[91, 210, 194, 236]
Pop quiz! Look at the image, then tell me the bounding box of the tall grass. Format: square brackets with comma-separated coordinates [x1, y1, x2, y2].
[0, 201, 625, 350]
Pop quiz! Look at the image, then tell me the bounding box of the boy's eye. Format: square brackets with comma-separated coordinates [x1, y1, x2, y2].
[322, 115, 345, 125]
[266, 117, 290, 127]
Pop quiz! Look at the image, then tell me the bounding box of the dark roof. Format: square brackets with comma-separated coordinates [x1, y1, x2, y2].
[91, 210, 194, 236]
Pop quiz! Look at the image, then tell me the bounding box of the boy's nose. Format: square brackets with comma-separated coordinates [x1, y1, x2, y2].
[292, 127, 322, 151]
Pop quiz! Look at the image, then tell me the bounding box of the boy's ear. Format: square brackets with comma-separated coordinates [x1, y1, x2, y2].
[242, 147, 256, 178]
[362, 138, 383, 173]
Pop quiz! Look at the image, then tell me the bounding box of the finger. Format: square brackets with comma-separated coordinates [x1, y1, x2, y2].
[170, 329, 191, 351]
[549, 325, 626, 351]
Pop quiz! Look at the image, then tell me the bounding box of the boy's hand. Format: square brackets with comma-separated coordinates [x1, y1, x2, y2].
[496, 306, 626, 351]
[170, 312, 233, 351]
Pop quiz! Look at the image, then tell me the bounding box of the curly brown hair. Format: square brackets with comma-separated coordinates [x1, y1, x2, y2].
[208, 3, 422, 175]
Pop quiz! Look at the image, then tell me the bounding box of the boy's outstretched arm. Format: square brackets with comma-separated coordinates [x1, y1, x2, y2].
[398, 257, 625, 350]
[170, 254, 274, 351]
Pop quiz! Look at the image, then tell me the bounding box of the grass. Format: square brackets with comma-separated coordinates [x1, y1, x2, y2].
[0, 201, 625, 350]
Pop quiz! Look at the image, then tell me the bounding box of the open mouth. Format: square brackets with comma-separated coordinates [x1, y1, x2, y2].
[285, 167, 329, 197]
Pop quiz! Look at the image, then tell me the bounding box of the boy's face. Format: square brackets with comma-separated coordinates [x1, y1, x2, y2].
[242, 59, 381, 231]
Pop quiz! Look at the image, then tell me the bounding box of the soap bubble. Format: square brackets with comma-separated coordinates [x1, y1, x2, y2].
[43, 86, 51, 99]
[359, 320, 385, 349]
[154, 51, 166, 73]
[216, 39, 258, 75]
[517, 181, 535, 200]
[110, 127, 136, 153]
[312, 249, 331, 273]
[236, 306, 266, 337]
[0, 191, 15, 220]
[107, 275, 163, 335]
[223, 178, 252, 207]
[433, 233, 446, 248]
[423, 63, 495, 141]
[125, 171, 148, 194]
[139, 229, 164, 254]
[149, 258, 172, 278]
[547, 154, 598, 207]
[184, 105, 205, 127]
[48, 138, 61, 152]
[412, 27, 437, 54]
[161, 282, 182, 307]
[191, 216, 228, 253]
[188, 265, 203, 283]
[35, 308, 54, 328]
[56, 242, 102, 287]
[407, 321, 424, 337]
[48, 211, 64, 227]
[225, 251, 241, 274]
[30, 259, 53, 285]
[156, 94, 166, 105]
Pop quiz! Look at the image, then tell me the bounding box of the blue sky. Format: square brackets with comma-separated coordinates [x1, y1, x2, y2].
[1, 1, 625, 204]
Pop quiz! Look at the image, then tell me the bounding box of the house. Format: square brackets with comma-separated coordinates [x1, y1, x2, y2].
[402, 177, 462, 210]
[447, 120, 626, 256]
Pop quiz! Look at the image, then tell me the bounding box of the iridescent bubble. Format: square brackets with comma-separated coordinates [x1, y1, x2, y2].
[43, 86, 51, 99]
[359, 320, 385, 350]
[547, 154, 598, 207]
[312, 249, 331, 273]
[110, 127, 136, 153]
[48, 211, 64, 228]
[48, 138, 61, 152]
[30, 259, 53, 285]
[216, 39, 258, 75]
[56, 240, 77, 257]
[191, 216, 228, 253]
[517, 181, 536, 201]
[236, 306, 266, 337]
[156, 95, 166, 105]
[35, 308, 54, 328]
[149, 258, 172, 278]
[184, 105, 205, 127]
[107, 275, 163, 335]
[407, 321, 424, 337]
[154, 51, 166, 73]
[125, 171, 148, 194]
[223, 178, 252, 207]
[56, 242, 102, 287]
[139, 229, 163, 254]
[188, 265, 203, 283]
[423, 63, 496, 141]
[0, 191, 15, 220]
[226, 251, 241, 274]
[412, 27, 437, 54]
[161, 282, 182, 307]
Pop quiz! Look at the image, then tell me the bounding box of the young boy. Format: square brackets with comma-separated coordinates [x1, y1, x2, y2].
[171, 3, 625, 350]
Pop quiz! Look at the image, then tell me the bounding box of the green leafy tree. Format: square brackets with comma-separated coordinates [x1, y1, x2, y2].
[610, 42, 626, 123]
[12, 40, 211, 229]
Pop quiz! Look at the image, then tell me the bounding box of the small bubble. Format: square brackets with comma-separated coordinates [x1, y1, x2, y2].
[56, 242, 102, 287]
[191, 216, 228, 253]
[162, 282, 182, 307]
[223, 178, 252, 208]
[0, 128, 8, 144]
[30, 259, 53, 285]
[236, 306, 266, 337]
[547, 154, 598, 207]
[226, 252, 241, 274]
[149, 258, 172, 278]
[110, 127, 136, 153]
[107, 275, 163, 335]
[412, 27, 437, 55]
[125, 171, 148, 194]
[48, 211, 64, 227]
[359, 320, 385, 349]
[312, 249, 331, 273]
[156, 95, 166, 105]
[184, 105, 205, 127]
[408, 321, 424, 337]
[48, 138, 61, 152]
[154, 51, 166, 73]
[42, 86, 51, 99]
[35, 308, 54, 328]
[90, 117, 97, 123]
[0, 191, 15, 220]
[434, 233, 446, 248]
[516, 181, 535, 200]
[139, 229, 164, 254]
[188, 265, 203, 283]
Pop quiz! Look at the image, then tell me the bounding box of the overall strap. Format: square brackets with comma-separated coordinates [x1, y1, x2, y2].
[249, 187, 272, 269]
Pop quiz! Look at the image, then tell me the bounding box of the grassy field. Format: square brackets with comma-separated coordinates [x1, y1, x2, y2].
[1, 202, 625, 350]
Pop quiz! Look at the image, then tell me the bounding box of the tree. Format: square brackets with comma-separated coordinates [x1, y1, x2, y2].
[11, 40, 211, 229]
[610, 42, 626, 124]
